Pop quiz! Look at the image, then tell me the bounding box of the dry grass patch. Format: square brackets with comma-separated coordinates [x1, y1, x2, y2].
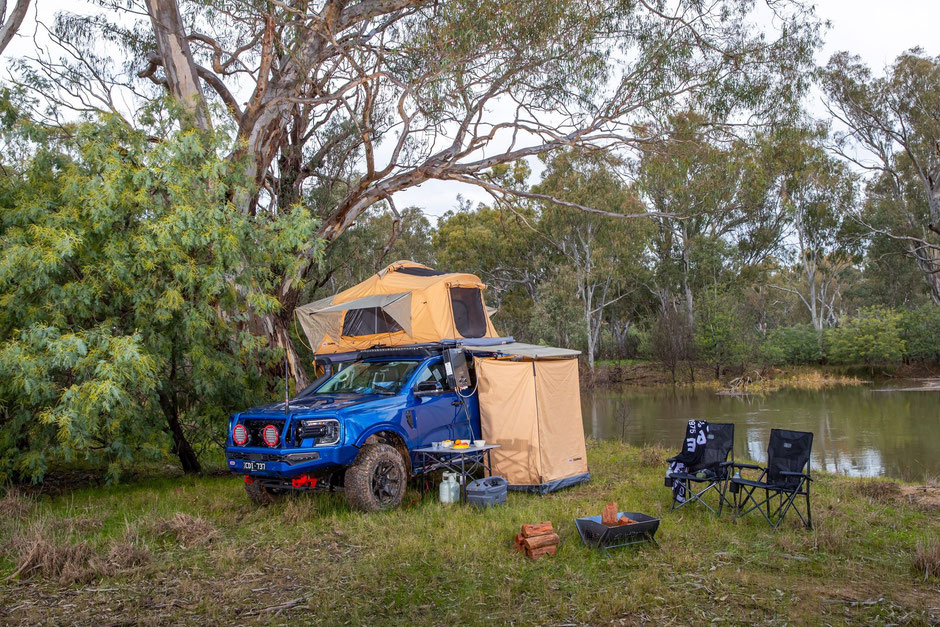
[856, 479, 901, 504]
[151, 512, 219, 546]
[6, 525, 151, 585]
[639, 445, 668, 468]
[0, 488, 32, 519]
[911, 541, 940, 581]
[8, 530, 95, 584]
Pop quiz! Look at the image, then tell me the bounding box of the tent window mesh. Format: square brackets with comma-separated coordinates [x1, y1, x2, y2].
[450, 287, 486, 338]
[342, 307, 404, 337]
[394, 266, 446, 277]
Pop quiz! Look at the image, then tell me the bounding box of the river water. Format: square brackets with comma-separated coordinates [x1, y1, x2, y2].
[581, 380, 940, 482]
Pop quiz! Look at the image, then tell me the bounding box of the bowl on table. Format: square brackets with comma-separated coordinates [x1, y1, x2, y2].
[473, 440, 486, 448]
[441, 440, 454, 448]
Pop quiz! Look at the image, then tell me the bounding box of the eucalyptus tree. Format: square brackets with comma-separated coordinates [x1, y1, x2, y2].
[534, 150, 651, 372]
[0, 0, 29, 56]
[13, 0, 820, 384]
[635, 112, 785, 325]
[821, 50, 940, 303]
[766, 129, 858, 331]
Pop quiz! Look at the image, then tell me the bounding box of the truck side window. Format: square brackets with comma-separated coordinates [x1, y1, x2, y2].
[414, 361, 452, 392]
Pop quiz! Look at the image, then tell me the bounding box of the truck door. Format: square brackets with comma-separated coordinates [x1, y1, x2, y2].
[408, 360, 462, 447]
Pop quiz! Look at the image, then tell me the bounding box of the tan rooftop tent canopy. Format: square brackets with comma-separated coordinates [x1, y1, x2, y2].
[473, 353, 590, 493]
[296, 261, 500, 355]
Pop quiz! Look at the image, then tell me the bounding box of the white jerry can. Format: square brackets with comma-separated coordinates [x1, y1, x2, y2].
[439, 472, 460, 504]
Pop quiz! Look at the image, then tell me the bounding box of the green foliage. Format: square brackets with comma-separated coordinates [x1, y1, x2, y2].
[759, 324, 823, 366]
[528, 266, 584, 351]
[825, 308, 905, 366]
[0, 115, 320, 482]
[694, 290, 752, 371]
[899, 305, 940, 362]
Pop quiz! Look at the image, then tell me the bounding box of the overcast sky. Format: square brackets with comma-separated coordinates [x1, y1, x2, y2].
[3, 1, 939, 221]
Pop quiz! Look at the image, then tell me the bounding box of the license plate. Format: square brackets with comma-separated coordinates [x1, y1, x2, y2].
[243, 461, 266, 471]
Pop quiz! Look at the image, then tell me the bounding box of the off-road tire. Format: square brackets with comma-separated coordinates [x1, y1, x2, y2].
[245, 479, 281, 506]
[344, 443, 407, 512]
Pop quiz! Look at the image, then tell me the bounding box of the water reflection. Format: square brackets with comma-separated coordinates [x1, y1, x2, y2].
[581, 382, 940, 482]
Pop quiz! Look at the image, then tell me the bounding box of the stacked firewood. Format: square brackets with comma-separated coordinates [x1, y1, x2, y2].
[513, 521, 560, 560]
[602, 502, 637, 526]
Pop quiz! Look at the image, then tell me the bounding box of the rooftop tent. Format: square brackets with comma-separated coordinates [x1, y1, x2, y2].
[296, 261, 500, 355]
[472, 353, 590, 494]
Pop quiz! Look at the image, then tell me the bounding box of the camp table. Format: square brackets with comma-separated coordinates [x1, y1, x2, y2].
[413, 444, 500, 503]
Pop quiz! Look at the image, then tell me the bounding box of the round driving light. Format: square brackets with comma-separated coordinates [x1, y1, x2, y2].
[232, 424, 248, 446]
[262, 424, 279, 447]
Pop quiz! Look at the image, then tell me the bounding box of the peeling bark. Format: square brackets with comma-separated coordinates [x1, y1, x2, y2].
[144, 0, 211, 131]
[0, 0, 30, 57]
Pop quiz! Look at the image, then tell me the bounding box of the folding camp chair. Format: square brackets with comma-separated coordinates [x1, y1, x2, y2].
[730, 429, 813, 530]
[666, 422, 735, 516]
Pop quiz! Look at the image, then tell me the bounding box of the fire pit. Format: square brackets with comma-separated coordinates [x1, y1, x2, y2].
[574, 511, 659, 552]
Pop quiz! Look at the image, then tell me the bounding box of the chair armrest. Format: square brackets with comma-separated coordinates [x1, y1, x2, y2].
[718, 461, 734, 467]
[666, 456, 678, 463]
[779, 470, 812, 481]
[730, 462, 762, 470]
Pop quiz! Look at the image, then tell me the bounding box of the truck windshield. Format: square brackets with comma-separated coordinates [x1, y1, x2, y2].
[316, 360, 420, 395]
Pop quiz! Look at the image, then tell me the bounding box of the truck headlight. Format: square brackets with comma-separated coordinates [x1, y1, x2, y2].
[295, 418, 340, 446]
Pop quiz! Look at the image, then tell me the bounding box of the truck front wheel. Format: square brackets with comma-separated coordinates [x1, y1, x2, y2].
[245, 479, 283, 506]
[344, 443, 407, 512]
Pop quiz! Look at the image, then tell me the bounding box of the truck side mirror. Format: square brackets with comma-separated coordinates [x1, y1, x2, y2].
[413, 380, 442, 396]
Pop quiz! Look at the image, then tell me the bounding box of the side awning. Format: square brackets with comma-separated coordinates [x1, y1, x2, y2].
[465, 342, 580, 359]
[296, 292, 412, 349]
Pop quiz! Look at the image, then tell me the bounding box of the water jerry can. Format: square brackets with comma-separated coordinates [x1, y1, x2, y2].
[439, 472, 460, 504]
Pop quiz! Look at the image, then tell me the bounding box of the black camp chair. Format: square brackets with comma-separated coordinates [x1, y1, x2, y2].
[666, 423, 735, 516]
[730, 429, 813, 530]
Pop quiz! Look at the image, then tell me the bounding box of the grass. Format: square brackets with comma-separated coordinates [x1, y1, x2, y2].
[1, 441, 938, 624]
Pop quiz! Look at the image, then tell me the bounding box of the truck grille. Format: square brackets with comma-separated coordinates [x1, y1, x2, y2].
[238, 419, 285, 447]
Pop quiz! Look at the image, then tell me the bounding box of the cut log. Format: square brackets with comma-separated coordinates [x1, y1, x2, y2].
[526, 545, 557, 560]
[513, 533, 526, 552]
[521, 522, 553, 537]
[522, 533, 560, 551]
[617, 515, 637, 526]
[601, 502, 618, 526]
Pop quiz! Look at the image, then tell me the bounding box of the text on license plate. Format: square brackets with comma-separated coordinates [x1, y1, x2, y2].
[243, 461, 266, 471]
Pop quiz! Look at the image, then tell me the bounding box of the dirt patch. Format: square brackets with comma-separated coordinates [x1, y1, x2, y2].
[899, 485, 940, 511]
[151, 512, 220, 546]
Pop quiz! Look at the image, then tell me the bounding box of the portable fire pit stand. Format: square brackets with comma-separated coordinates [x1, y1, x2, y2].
[574, 512, 660, 553]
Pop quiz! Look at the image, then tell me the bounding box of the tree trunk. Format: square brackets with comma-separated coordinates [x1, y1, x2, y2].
[144, 0, 211, 131]
[681, 226, 694, 328]
[0, 0, 30, 57]
[910, 243, 940, 304]
[263, 311, 311, 389]
[158, 389, 202, 474]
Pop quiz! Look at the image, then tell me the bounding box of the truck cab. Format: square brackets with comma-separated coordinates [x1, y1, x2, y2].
[226, 349, 479, 511]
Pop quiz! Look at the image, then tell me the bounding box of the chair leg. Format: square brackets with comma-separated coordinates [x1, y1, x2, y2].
[717, 475, 728, 517]
[805, 481, 812, 529]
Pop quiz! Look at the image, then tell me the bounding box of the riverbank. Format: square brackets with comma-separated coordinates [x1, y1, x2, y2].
[2, 441, 937, 624]
[586, 359, 940, 390]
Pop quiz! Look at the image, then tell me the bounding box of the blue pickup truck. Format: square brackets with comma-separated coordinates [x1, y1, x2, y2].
[226, 347, 479, 511]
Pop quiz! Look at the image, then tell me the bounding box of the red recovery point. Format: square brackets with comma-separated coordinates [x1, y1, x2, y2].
[291, 475, 318, 489]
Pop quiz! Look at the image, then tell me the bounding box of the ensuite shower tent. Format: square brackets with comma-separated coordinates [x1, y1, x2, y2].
[471, 348, 590, 494]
